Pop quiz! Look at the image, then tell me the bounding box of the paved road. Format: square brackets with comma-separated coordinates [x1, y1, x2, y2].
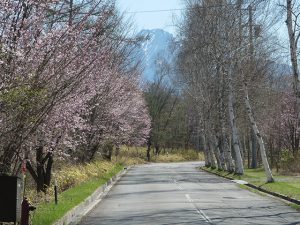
[79, 162, 300, 225]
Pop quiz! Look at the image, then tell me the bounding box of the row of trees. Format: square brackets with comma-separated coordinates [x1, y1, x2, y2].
[176, 0, 300, 182]
[0, 0, 151, 192]
[143, 56, 202, 161]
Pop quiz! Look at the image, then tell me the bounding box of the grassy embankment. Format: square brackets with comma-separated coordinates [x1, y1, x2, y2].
[30, 147, 203, 224]
[30, 162, 123, 225]
[202, 167, 300, 209]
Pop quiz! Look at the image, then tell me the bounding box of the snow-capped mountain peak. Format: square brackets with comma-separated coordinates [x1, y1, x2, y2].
[135, 29, 175, 81]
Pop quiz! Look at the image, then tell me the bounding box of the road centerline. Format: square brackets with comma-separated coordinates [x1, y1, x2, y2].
[79, 162, 300, 225]
[185, 193, 213, 224]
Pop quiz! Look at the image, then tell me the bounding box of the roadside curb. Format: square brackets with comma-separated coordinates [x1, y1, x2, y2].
[200, 167, 300, 206]
[53, 166, 130, 225]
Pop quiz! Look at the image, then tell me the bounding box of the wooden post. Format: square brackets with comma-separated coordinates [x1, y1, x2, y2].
[54, 176, 58, 205]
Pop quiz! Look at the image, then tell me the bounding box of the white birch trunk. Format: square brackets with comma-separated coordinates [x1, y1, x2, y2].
[213, 135, 226, 170]
[287, 0, 300, 134]
[250, 129, 258, 168]
[221, 91, 234, 171]
[228, 69, 244, 175]
[202, 134, 211, 167]
[221, 125, 235, 172]
[209, 139, 221, 169]
[208, 133, 225, 170]
[207, 114, 224, 170]
[208, 147, 216, 168]
[205, 134, 216, 168]
[219, 68, 234, 172]
[243, 82, 274, 182]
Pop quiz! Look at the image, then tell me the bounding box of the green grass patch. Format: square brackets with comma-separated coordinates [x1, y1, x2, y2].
[201, 167, 239, 179]
[238, 184, 268, 197]
[201, 167, 300, 201]
[31, 164, 123, 225]
[288, 203, 300, 211]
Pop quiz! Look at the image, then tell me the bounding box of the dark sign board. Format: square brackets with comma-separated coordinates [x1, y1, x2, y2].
[0, 176, 22, 222]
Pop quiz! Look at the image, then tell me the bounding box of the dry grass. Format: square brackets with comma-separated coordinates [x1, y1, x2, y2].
[31, 164, 123, 225]
[26, 160, 117, 205]
[113, 146, 204, 164]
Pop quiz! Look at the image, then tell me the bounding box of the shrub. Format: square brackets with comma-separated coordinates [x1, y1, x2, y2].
[280, 150, 300, 173]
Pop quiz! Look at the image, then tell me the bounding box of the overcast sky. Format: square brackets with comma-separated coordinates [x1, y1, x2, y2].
[117, 0, 183, 35]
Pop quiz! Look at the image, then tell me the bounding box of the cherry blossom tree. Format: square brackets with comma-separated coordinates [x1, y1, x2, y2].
[0, 0, 151, 192]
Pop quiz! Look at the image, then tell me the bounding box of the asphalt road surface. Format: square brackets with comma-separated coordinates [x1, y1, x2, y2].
[79, 162, 300, 225]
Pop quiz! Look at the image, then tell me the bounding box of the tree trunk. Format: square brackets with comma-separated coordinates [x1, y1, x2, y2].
[287, 0, 300, 117]
[222, 133, 234, 173]
[0, 141, 20, 175]
[36, 146, 45, 192]
[209, 137, 222, 170]
[212, 134, 226, 170]
[228, 69, 244, 175]
[26, 147, 54, 193]
[243, 135, 247, 165]
[243, 82, 274, 182]
[215, 135, 226, 170]
[204, 133, 215, 168]
[218, 69, 234, 172]
[287, 0, 300, 155]
[220, 112, 234, 172]
[0, 146, 14, 174]
[202, 134, 211, 167]
[69, 0, 73, 26]
[269, 138, 274, 169]
[208, 146, 216, 169]
[115, 145, 120, 160]
[88, 144, 99, 162]
[45, 153, 53, 187]
[218, 67, 234, 173]
[155, 143, 160, 156]
[247, 133, 250, 169]
[206, 134, 216, 168]
[250, 129, 257, 168]
[147, 139, 151, 162]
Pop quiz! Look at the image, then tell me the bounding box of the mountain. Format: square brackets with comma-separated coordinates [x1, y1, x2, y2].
[135, 29, 176, 81]
[266, 61, 292, 91]
[267, 61, 292, 77]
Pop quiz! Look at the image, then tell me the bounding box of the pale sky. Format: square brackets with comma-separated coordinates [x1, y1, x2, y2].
[116, 0, 290, 63]
[117, 0, 183, 35]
